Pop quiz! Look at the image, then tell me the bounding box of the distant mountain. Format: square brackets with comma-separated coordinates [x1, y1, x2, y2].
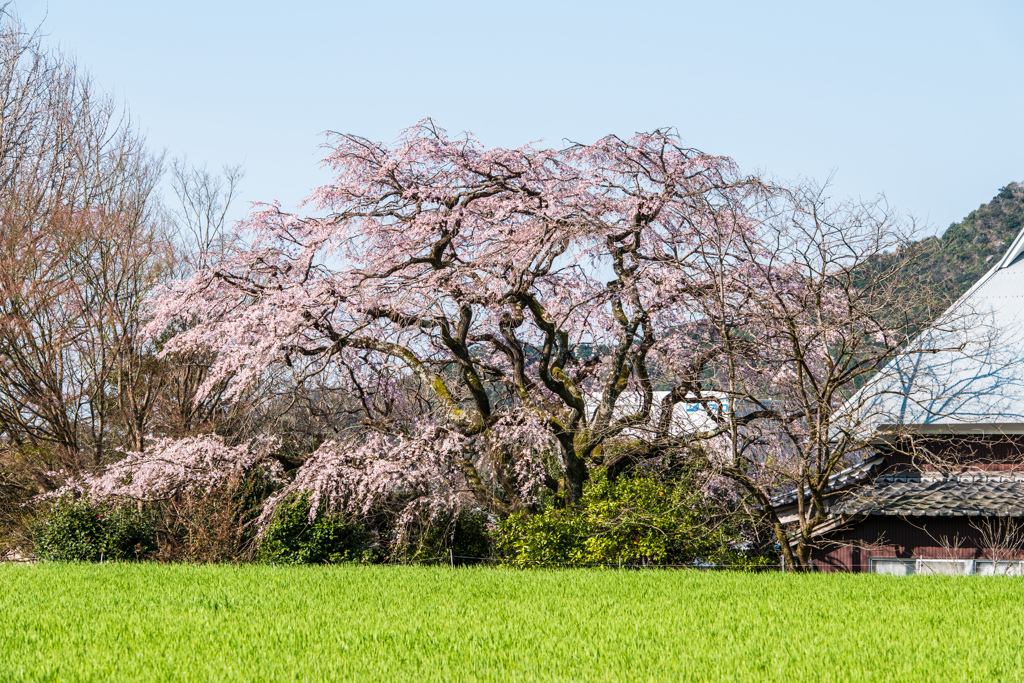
[921, 182, 1024, 298]
[846, 182, 1024, 346]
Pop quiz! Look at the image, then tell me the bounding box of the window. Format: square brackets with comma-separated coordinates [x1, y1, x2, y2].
[869, 558, 916, 575]
[915, 559, 972, 575]
[870, 558, 1024, 575]
[869, 558, 975, 575]
[975, 560, 1024, 576]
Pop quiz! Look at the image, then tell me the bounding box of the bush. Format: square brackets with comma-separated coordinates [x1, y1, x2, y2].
[156, 468, 281, 563]
[497, 467, 757, 568]
[31, 499, 156, 562]
[494, 509, 586, 567]
[1, 445, 67, 560]
[411, 511, 493, 564]
[257, 496, 375, 564]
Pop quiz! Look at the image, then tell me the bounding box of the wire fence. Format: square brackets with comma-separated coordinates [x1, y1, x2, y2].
[5, 550, 781, 570]
[382, 552, 782, 571]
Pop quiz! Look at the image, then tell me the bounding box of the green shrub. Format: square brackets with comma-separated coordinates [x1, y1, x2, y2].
[497, 467, 758, 568]
[495, 509, 586, 566]
[257, 496, 374, 565]
[411, 511, 493, 564]
[31, 499, 156, 562]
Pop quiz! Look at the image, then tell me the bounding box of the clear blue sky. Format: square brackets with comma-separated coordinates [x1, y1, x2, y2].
[18, 0, 1024, 233]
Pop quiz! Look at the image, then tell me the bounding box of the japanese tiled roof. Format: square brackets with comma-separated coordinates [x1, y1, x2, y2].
[770, 456, 885, 507]
[844, 226, 1024, 435]
[831, 471, 1024, 517]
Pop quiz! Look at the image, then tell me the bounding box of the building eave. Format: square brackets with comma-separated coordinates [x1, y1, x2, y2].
[871, 423, 1024, 442]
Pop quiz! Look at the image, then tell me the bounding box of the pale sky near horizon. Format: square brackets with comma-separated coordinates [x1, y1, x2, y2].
[16, 1, 1024, 234]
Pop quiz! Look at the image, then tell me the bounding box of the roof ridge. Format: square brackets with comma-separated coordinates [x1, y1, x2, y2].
[833, 223, 1024, 437]
[997, 224, 1024, 270]
[875, 471, 1024, 483]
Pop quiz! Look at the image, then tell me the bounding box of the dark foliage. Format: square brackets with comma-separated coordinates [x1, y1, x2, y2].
[31, 499, 157, 562]
[412, 511, 493, 564]
[257, 495, 375, 564]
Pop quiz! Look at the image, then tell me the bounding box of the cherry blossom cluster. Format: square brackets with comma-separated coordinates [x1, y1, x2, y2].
[40, 434, 284, 504]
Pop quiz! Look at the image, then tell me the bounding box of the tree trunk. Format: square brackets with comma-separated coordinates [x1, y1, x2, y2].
[563, 448, 588, 505]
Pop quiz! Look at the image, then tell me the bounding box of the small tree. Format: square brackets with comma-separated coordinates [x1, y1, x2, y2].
[498, 463, 753, 568]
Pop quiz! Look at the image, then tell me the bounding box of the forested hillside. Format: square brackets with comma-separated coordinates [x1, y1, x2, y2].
[919, 182, 1024, 297]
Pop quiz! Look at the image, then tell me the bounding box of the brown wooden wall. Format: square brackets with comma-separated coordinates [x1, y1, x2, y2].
[810, 516, 1024, 572]
[884, 436, 1024, 472]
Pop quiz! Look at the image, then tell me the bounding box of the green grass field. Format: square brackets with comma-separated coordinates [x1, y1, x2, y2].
[2, 564, 1024, 681]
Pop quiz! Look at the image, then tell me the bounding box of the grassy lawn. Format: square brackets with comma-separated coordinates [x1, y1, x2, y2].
[2, 564, 1024, 681]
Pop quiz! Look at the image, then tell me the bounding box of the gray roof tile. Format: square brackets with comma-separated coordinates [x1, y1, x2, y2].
[770, 456, 885, 507]
[831, 471, 1024, 517]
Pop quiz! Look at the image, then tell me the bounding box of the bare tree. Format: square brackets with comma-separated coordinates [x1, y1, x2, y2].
[972, 517, 1024, 573]
[675, 182, 993, 570]
[169, 158, 244, 273]
[0, 11, 167, 477]
[139, 160, 253, 442]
